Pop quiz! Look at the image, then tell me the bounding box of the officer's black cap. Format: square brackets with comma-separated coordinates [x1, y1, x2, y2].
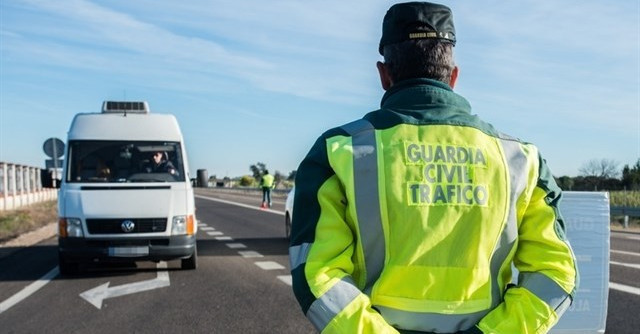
[379, 2, 456, 55]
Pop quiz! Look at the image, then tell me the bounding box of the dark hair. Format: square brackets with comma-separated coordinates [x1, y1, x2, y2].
[382, 38, 455, 84]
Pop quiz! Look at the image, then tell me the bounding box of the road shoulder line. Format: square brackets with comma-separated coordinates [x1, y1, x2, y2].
[195, 195, 285, 216]
[0, 266, 59, 315]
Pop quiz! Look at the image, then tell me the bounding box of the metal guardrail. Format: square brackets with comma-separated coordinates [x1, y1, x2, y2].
[195, 186, 291, 199]
[610, 206, 640, 229]
[610, 206, 640, 217]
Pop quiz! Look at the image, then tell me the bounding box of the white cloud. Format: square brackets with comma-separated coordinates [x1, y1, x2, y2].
[1, 0, 638, 176]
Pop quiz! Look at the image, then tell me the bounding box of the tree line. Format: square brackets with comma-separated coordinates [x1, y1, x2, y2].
[206, 159, 639, 192]
[555, 158, 640, 191]
[231, 162, 296, 188]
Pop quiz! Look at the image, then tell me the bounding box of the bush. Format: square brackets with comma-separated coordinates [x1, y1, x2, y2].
[610, 190, 640, 207]
[238, 175, 255, 187]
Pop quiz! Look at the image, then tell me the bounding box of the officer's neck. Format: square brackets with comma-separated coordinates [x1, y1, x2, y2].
[377, 62, 459, 90]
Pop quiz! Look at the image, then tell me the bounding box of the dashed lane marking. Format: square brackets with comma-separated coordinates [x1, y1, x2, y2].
[255, 261, 285, 270]
[277, 275, 292, 286]
[611, 250, 640, 257]
[200, 227, 216, 231]
[611, 261, 640, 270]
[226, 243, 247, 249]
[610, 282, 640, 296]
[206, 231, 224, 236]
[194, 198, 292, 286]
[238, 251, 263, 258]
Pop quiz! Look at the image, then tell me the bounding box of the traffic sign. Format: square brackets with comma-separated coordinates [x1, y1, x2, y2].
[43, 137, 65, 158]
[45, 159, 64, 169]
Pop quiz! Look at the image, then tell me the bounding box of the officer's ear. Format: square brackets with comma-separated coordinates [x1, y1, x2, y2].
[449, 66, 459, 89]
[376, 61, 392, 91]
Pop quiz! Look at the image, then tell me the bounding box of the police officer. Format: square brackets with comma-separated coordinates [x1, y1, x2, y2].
[260, 170, 275, 208]
[289, 2, 577, 333]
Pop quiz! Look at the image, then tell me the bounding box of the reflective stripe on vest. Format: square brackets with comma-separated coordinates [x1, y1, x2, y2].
[492, 137, 529, 308]
[341, 119, 386, 292]
[503, 137, 571, 316]
[519, 272, 572, 317]
[289, 242, 311, 271]
[307, 276, 361, 331]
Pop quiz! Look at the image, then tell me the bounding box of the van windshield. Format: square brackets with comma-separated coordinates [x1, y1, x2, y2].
[67, 140, 186, 183]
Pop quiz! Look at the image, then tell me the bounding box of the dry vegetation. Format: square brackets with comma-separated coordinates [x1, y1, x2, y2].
[0, 200, 57, 243]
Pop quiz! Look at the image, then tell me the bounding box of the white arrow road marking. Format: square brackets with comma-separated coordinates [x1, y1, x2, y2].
[80, 261, 170, 309]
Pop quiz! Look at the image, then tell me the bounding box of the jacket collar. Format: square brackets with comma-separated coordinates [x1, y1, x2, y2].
[380, 78, 471, 113]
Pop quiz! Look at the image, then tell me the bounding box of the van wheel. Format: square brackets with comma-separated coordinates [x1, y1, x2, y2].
[285, 213, 292, 240]
[181, 248, 197, 270]
[58, 252, 80, 276]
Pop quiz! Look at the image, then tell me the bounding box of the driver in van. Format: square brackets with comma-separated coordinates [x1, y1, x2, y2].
[145, 151, 177, 175]
[96, 159, 111, 179]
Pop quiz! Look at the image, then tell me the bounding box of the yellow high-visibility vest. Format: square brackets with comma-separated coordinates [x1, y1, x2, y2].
[261, 174, 274, 188]
[289, 79, 578, 334]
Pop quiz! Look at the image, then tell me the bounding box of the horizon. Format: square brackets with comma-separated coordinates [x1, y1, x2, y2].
[1, 0, 638, 179]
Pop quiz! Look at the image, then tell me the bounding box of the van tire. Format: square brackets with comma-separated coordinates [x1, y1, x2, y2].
[285, 213, 292, 240]
[181, 248, 197, 270]
[58, 252, 80, 276]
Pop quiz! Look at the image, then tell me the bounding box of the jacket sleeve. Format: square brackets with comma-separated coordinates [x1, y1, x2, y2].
[289, 135, 398, 334]
[477, 154, 578, 334]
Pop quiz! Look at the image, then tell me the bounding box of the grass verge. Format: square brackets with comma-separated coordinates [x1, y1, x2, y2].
[0, 201, 57, 243]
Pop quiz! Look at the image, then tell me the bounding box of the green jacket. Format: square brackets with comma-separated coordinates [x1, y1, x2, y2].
[290, 79, 578, 334]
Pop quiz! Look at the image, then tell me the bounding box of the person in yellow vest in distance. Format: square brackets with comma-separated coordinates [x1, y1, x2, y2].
[260, 170, 275, 208]
[289, 2, 578, 333]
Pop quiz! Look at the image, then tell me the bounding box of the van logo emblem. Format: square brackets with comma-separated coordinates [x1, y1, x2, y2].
[121, 220, 135, 233]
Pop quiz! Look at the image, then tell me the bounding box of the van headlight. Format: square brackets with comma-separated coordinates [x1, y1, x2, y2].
[172, 215, 195, 236]
[59, 218, 84, 238]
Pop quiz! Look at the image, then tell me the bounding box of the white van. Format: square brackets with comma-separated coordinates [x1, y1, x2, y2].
[57, 101, 197, 275]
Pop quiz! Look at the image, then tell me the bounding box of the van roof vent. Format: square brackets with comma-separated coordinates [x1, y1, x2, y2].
[102, 101, 150, 114]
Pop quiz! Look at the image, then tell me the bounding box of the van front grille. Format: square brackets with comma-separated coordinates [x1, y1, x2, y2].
[86, 218, 167, 234]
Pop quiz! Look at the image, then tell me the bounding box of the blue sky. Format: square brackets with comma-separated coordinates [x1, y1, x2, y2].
[1, 0, 638, 179]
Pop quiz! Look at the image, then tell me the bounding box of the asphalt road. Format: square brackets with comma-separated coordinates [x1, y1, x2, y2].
[607, 230, 640, 333]
[0, 190, 313, 334]
[0, 189, 638, 333]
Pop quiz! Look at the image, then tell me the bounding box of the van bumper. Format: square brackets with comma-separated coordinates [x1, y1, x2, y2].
[58, 235, 196, 263]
